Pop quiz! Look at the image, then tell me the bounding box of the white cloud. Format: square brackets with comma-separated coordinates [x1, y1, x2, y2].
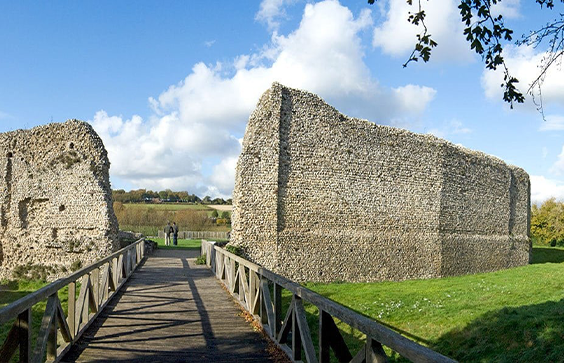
[91, 0, 436, 198]
[551, 145, 564, 175]
[482, 45, 564, 109]
[531, 175, 564, 203]
[204, 40, 215, 48]
[372, 0, 473, 62]
[491, 0, 521, 19]
[255, 0, 295, 31]
[207, 156, 239, 198]
[540, 114, 564, 131]
[393, 85, 437, 115]
[427, 119, 472, 139]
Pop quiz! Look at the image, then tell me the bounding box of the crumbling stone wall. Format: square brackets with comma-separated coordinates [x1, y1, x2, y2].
[231, 83, 531, 283]
[0, 120, 119, 280]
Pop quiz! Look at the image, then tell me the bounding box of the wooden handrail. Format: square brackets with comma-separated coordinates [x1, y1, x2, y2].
[0, 238, 149, 363]
[202, 239, 456, 363]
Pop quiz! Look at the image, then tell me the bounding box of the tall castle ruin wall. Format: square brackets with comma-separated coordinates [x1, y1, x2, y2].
[0, 120, 119, 280]
[231, 83, 531, 283]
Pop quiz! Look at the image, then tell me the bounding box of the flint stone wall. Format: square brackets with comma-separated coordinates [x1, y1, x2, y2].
[230, 83, 531, 283]
[0, 120, 119, 280]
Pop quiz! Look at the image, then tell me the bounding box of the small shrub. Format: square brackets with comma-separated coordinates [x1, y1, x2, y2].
[225, 245, 242, 256]
[12, 263, 55, 281]
[70, 260, 82, 272]
[51, 150, 81, 169]
[196, 254, 207, 265]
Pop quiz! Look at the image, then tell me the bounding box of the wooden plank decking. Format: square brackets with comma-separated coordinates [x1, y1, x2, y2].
[62, 248, 277, 362]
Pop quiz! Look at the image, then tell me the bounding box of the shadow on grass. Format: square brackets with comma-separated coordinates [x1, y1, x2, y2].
[432, 299, 564, 362]
[531, 247, 564, 264]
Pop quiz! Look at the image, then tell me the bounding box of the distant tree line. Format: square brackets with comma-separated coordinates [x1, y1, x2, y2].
[531, 198, 564, 246]
[112, 189, 232, 205]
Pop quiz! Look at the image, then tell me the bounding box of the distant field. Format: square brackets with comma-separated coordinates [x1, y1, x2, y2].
[116, 203, 231, 236]
[208, 205, 232, 212]
[122, 203, 212, 211]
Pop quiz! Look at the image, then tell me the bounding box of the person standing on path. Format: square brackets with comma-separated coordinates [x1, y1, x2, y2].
[172, 222, 179, 246]
[164, 222, 172, 246]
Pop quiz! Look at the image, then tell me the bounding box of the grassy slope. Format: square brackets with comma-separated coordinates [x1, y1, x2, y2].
[304, 246, 564, 362]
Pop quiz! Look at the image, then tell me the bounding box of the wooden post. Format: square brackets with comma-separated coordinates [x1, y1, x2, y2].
[319, 309, 352, 363]
[229, 259, 236, 292]
[113, 257, 119, 288]
[319, 309, 330, 363]
[249, 271, 257, 314]
[260, 277, 268, 326]
[102, 264, 110, 303]
[292, 298, 302, 361]
[47, 300, 58, 361]
[238, 265, 246, 303]
[131, 246, 136, 269]
[126, 250, 131, 276]
[18, 308, 31, 363]
[91, 269, 99, 312]
[366, 338, 388, 363]
[68, 282, 76, 338]
[82, 277, 90, 326]
[274, 283, 282, 337]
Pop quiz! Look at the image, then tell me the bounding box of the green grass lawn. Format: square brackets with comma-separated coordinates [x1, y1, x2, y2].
[302, 245, 564, 362]
[150, 237, 203, 250]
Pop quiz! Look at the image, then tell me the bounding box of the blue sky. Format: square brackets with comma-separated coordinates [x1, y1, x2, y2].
[1, 0, 563, 202]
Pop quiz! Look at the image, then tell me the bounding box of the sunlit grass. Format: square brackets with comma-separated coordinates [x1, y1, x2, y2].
[302, 246, 564, 362]
[150, 237, 203, 250]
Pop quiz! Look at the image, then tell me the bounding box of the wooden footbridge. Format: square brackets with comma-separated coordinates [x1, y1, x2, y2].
[0, 239, 455, 363]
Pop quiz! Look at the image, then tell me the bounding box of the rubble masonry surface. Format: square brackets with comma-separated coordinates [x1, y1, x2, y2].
[231, 83, 531, 283]
[0, 120, 119, 280]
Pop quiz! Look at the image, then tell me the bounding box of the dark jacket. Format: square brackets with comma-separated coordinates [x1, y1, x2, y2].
[172, 224, 179, 236]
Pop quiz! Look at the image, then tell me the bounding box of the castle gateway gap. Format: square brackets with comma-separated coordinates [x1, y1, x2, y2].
[230, 83, 531, 283]
[0, 120, 119, 280]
